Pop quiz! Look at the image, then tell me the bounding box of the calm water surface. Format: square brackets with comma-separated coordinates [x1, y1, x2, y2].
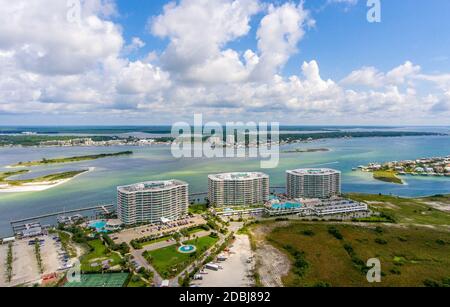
[1, 135, 450, 236]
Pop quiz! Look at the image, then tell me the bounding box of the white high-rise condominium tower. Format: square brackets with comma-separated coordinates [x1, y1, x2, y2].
[286, 168, 341, 199]
[117, 180, 188, 225]
[208, 172, 270, 207]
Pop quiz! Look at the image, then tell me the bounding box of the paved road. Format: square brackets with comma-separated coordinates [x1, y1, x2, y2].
[131, 249, 163, 286]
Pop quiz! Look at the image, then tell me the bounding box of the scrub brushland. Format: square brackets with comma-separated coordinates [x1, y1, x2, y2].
[250, 193, 450, 287]
[372, 170, 403, 185]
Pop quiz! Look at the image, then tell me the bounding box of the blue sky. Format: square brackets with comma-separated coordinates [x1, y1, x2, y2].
[0, 0, 450, 125]
[115, 0, 450, 79]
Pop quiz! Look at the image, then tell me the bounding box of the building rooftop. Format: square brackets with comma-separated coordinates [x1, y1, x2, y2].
[287, 168, 341, 176]
[118, 180, 188, 193]
[208, 172, 269, 181]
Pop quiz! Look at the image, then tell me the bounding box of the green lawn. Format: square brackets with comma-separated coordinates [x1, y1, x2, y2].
[143, 235, 218, 279]
[126, 274, 149, 287]
[261, 222, 450, 287]
[187, 226, 207, 235]
[80, 239, 122, 272]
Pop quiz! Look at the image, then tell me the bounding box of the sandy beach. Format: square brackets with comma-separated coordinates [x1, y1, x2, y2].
[0, 167, 94, 193]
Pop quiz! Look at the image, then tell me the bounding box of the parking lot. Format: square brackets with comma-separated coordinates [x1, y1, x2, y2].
[113, 216, 206, 244]
[41, 235, 71, 274]
[10, 239, 40, 286]
[0, 235, 72, 287]
[193, 234, 254, 287]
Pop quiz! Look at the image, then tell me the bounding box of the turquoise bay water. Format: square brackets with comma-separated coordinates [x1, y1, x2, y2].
[1, 135, 450, 236]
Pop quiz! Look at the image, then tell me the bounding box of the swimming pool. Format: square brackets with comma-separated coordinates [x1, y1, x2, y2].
[271, 203, 302, 210]
[89, 220, 108, 233]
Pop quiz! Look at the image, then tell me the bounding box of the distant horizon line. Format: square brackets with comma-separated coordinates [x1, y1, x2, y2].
[1, 125, 449, 128]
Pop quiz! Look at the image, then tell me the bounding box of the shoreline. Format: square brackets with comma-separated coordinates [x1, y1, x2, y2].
[0, 167, 94, 193]
[0, 133, 447, 150]
[7, 151, 133, 168]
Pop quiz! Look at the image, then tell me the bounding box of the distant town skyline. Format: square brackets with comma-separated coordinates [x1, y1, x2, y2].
[1, 0, 450, 125]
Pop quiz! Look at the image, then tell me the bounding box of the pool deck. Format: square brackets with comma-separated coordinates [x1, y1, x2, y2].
[271, 203, 303, 210]
[88, 220, 108, 233]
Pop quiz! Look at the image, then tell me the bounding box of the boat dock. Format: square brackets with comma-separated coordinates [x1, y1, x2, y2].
[10, 204, 115, 234]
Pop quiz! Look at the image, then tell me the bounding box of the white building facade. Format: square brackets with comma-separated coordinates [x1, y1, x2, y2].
[208, 172, 270, 207]
[117, 180, 188, 225]
[286, 168, 341, 199]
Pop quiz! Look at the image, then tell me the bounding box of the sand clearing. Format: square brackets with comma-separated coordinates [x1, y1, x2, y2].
[251, 223, 291, 287]
[10, 240, 41, 286]
[194, 234, 254, 287]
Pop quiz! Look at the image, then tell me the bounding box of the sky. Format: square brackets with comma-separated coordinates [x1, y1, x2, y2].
[0, 0, 450, 126]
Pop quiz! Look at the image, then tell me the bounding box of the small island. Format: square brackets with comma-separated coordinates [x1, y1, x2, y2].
[372, 170, 404, 185]
[0, 169, 91, 193]
[282, 148, 330, 154]
[10, 151, 133, 168]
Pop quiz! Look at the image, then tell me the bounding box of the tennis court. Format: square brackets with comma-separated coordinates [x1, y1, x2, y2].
[64, 273, 129, 287]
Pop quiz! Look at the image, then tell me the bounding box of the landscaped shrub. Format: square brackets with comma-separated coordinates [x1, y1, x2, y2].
[423, 279, 441, 287]
[313, 281, 331, 287]
[374, 226, 384, 234]
[6, 243, 13, 282]
[102, 234, 130, 254]
[283, 244, 309, 278]
[375, 238, 388, 245]
[65, 226, 90, 244]
[301, 230, 315, 237]
[436, 239, 446, 246]
[380, 212, 396, 223]
[390, 267, 401, 275]
[423, 278, 450, 287]
[328, 226, 343, 240]
[342, 242, 367, 274]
